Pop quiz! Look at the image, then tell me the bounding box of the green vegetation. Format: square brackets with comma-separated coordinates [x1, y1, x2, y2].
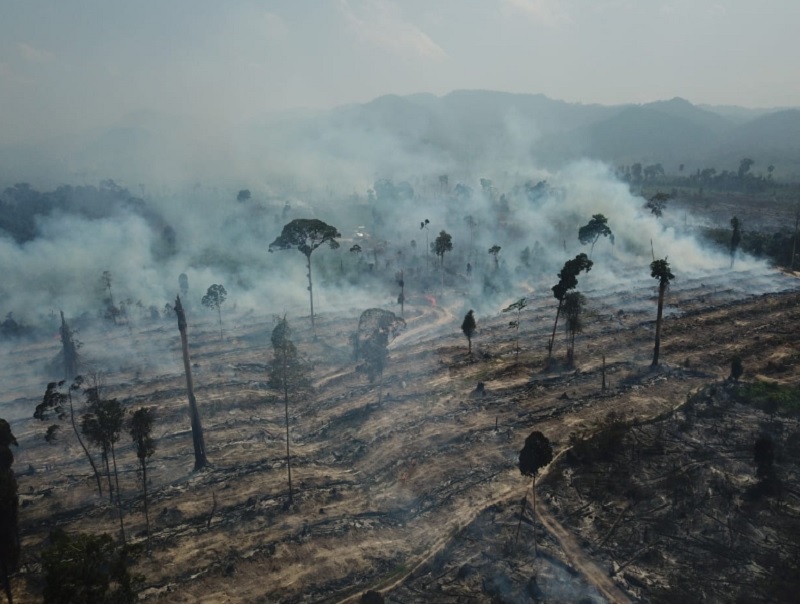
[738, 381, 800, 415]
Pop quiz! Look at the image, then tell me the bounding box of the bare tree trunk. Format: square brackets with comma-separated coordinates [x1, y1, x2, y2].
[305, 254, 316, 336]
[283, 369, 293, 505]
[141, 458, 150, 547]
[60, 311, 78, 380]
[67, 390, 103, 497]
[103, 451, 113, 503]
[548, 301, 563, 359]
[175, 296, 208, 470]
[110, 442, 125, 545]
[652, 281, 666, 366]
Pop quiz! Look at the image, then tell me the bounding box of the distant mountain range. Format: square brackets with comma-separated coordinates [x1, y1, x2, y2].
[2, 91, 798, 188]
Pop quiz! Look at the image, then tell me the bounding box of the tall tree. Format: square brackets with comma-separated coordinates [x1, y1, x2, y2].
[34, 378, 103, 497]
[174, 296, 209, 471]
[268, 316, 311, 505]
[516, 430, 553, 552]
[730, 216, 742, 269]
[420, 219, 430, 271]
[0, 420, 19, 604]
[201, 284, 227, 341]
[129, 408, 155, 546]
[563, 291, 585, 365]
[59, 311, 79, 380]
[548, 254, 593, 359]
[432, 230, 453, 266]
[81, 395, 126, 543]
[650, 258, 675, 367]
[269, 219, 341, 335]
[461, 310, 476, 355]
[578, 214, 614, 259]
[354, 309, 405, 404]
[502, 297, 527, 360]
[488, 245, 501, 271]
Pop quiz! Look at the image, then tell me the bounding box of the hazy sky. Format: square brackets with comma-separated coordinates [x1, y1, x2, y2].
[2, 0, 799, 143]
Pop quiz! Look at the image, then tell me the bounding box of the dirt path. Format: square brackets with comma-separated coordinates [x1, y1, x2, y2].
[535, 498, 632, 604]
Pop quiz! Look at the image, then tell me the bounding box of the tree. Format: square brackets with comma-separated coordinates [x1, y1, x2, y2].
[0, 419, 19, 604]
[268, 316, 311, 505]
[129, 408, 155, 546]
[502, 297, 527, 360]
[354, 309, 405, 404]
[236, 189, 251, 203]
[269, 219, 341, 335]
[41, 530, 137, 604]
[461, 310, 476, 355]
[81, 394, 126, 543]
[548, 254, 593, 359]
[578, 214, 614, 259]
[730, 216, 742, 269]
[563, 292, 585, 365]
[432, 230, 453, 266]
[645, 192, 669, 218]
[59, 311, 79, 380]
[201, 284, 227, 341]
[420, 219, 430, 271]
[516, 431, 553, 552]
[35, 378, 103, 497]
[488, 245, 501, 271]
[650, 258, 675, 367]
[173, 296, 208, 470]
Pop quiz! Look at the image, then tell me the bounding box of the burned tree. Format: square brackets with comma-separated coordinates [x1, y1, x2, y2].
[578, 214, 614, 259]
[268, 316, 311, 505]
[396, 270, 405, 316]
[201, 284, 227, 341]
[516, 431, 553, 552]
[548, 253, 593, 359]
[354, 309, 405, 405]
[269, 219, 341, 335]
[129, 408, 156, 545]
[0, 419, 19, 604]
[650, 258, 675, 367]
[59, 311, 79, 380]
[502, 297, 527, 360]
[35, 378, 103, 497]
[461, 310, 476, 355]
[174, 296, 208, 471]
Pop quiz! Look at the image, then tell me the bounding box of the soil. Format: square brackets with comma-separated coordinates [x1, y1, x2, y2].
[3, 261, 800, 603]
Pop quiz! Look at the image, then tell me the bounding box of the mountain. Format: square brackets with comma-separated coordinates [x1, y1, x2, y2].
[2, 91, 799, 188]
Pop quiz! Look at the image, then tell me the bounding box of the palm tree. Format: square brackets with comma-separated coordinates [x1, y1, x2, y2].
[650, 258, 675, 367]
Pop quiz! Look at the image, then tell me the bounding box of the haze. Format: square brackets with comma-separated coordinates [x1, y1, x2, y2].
[2, 0, 799, 145]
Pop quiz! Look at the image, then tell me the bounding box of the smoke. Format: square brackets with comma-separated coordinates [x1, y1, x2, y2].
[0, 98, 793, 378]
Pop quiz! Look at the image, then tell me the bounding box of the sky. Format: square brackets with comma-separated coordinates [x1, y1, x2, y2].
[1, 0, 799, 143]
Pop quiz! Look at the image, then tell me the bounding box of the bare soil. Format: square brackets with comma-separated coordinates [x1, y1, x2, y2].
[4, 264, 800, 603]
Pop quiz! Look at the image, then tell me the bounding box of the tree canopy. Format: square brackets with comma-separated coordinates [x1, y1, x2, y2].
[578, 214, 614, 257]
[269, 219, 341, 259]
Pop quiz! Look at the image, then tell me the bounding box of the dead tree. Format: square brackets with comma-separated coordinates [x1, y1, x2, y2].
[60, 311, 78, 380]
[174, 296, 208, 470]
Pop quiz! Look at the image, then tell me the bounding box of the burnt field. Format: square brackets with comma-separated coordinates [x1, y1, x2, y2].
[3, 260, 800, 603]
